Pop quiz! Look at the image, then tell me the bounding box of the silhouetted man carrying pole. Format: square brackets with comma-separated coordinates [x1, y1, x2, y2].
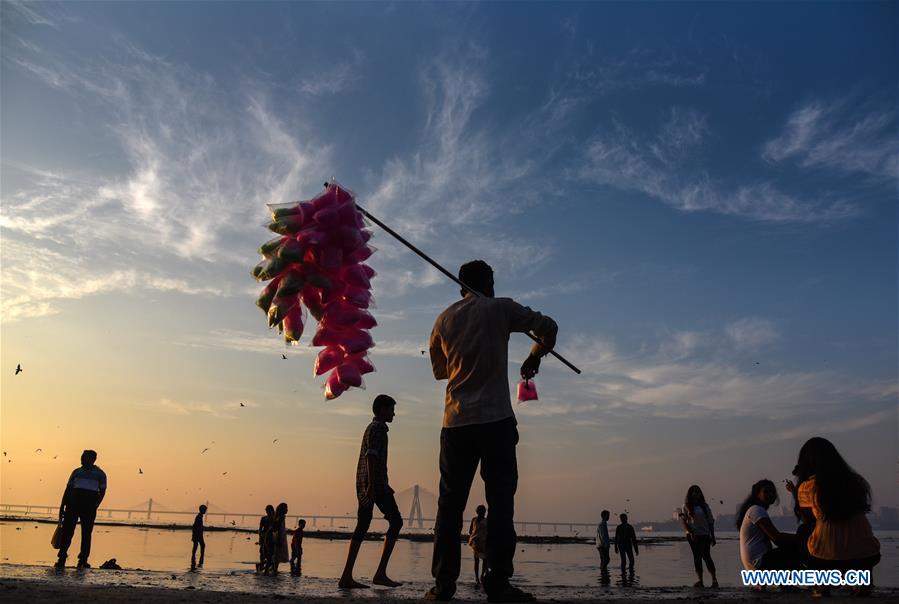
[55, 449, 107, 569]
[426, 260, 557, 602]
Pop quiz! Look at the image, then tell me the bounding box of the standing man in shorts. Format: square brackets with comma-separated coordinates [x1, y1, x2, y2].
[338, 394, 404, 589]
[426, 260, 557, 602]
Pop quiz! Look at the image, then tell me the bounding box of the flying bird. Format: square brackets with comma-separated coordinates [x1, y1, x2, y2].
[222, 471, 228, 476]
[2, 452, 6, 457]
[282, 354, 287, 360]
[35, 449, 42, 453]
[139, 468, 143, 474]
[421, 350, 426, 355]
[230, 520, 236, 526]
[15, 364, 22, 375]
[201, 448, 210, 454]
[240, 402, 245, 407]
[53, 455, 57, 459]
[272, 438, 278, 444]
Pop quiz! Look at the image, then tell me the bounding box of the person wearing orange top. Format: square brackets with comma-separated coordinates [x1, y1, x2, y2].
[786, 437, 881, 597]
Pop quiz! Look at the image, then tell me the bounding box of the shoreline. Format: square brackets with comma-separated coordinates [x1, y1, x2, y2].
[0, 516, 694, 545]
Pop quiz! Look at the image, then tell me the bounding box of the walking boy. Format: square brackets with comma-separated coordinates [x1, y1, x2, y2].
[614, 513, 639, 570]
[596, 510, 611, 570]
[191, 504, 207, 570]
[290, 518, 306, 575]
[338, 395, 403, 589]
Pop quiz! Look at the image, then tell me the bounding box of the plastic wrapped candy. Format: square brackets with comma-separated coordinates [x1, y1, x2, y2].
[277, 238, 307, 263]
[336, 363, 363, 388]
[255, 276, 282, 314]
[268, 295, 298, 329]
[324, 371, 349, 400]
[517, 379, 538, 402]
[275, 269, 305, 298]
[267, 214, 306, 235]
[260, 235, 287, 258]
[253, 256, 289, 282]
[252, 180, 377, 399]
[344, 353, 375, 375]
[314, 345, 345, 376]
[282, 305, 306, 344]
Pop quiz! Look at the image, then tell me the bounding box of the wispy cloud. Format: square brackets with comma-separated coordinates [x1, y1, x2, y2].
[176, 328, 426, 358]
[0, 239, 230, 322]
[153, 398, 239, 419]
[3, 1, 59, 28]
[577, 108, 858, 222]
[568, 48, 706, 95]
[362, 50, 558, 292]
[725, 317, 780, 351]
[599, 407, 895, 472]
[763, 99, 899, 179]
[2, 37, 333, 321]
[549, 324, 892, 421]
[298, 50, 365, 96]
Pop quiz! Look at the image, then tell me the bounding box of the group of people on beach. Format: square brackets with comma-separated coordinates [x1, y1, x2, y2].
[250, 503, 306, 575]
[50, 260, 883, 601]
[590, 436, 882, 596]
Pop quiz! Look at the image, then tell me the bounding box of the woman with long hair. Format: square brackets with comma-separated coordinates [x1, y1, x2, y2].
[737, 479, 797, 572]
[679, 485, 718, 587]
[785, 437, 880, 596]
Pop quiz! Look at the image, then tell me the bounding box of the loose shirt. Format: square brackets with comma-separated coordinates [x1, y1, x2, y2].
[596, 520, 610, 548]
[614, 523, 637, 550]
[192, 513, 204, 541]
[684, 505, 714, 536]
[430, 295, 557, 428]
[67, 465, 107, 493]
[798, 476, 880, 560]
[739, 505, 772, 570]
[356, 418, 392, 502]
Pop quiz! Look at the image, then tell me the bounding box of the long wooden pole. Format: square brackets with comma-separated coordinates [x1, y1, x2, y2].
[355, 203, 581, 375]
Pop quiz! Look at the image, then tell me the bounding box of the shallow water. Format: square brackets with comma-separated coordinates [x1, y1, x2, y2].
[2, 521, 896, 592]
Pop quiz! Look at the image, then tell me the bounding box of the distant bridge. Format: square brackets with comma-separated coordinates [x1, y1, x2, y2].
[0, 485, 599, 536]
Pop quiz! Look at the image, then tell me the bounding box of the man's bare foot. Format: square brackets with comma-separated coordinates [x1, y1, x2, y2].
[372, 575, 403, 587]
[338, 578, 370, 589]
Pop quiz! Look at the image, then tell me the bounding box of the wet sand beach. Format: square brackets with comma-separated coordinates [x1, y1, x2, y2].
[2, 566, 899, 604]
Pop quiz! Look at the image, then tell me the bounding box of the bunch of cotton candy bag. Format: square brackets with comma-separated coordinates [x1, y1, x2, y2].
[252, 181, 377, 399]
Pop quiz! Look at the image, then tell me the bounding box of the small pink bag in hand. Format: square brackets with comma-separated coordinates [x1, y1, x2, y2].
[517, 379, 538, 402]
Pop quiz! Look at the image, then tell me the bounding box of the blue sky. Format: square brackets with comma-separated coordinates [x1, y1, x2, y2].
[1, 2, 896, 521]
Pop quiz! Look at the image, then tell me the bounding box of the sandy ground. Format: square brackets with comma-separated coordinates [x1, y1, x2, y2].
[1, 574, 898, 604]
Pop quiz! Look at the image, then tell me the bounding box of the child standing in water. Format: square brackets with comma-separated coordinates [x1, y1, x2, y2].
[468, 505, 488, 588]
[190, 504, 207, 570]
[614, 513, 639, 570]
[290, 518, 306, 575]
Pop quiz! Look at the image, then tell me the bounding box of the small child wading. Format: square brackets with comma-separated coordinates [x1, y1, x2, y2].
[290, 519, 306, 575]
[468, 505, 488, 588]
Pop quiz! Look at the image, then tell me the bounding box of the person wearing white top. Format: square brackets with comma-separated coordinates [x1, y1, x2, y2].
[595, 510, 611, 570]
[679, 485, 718, 587]
[737, 479, 799, 574]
